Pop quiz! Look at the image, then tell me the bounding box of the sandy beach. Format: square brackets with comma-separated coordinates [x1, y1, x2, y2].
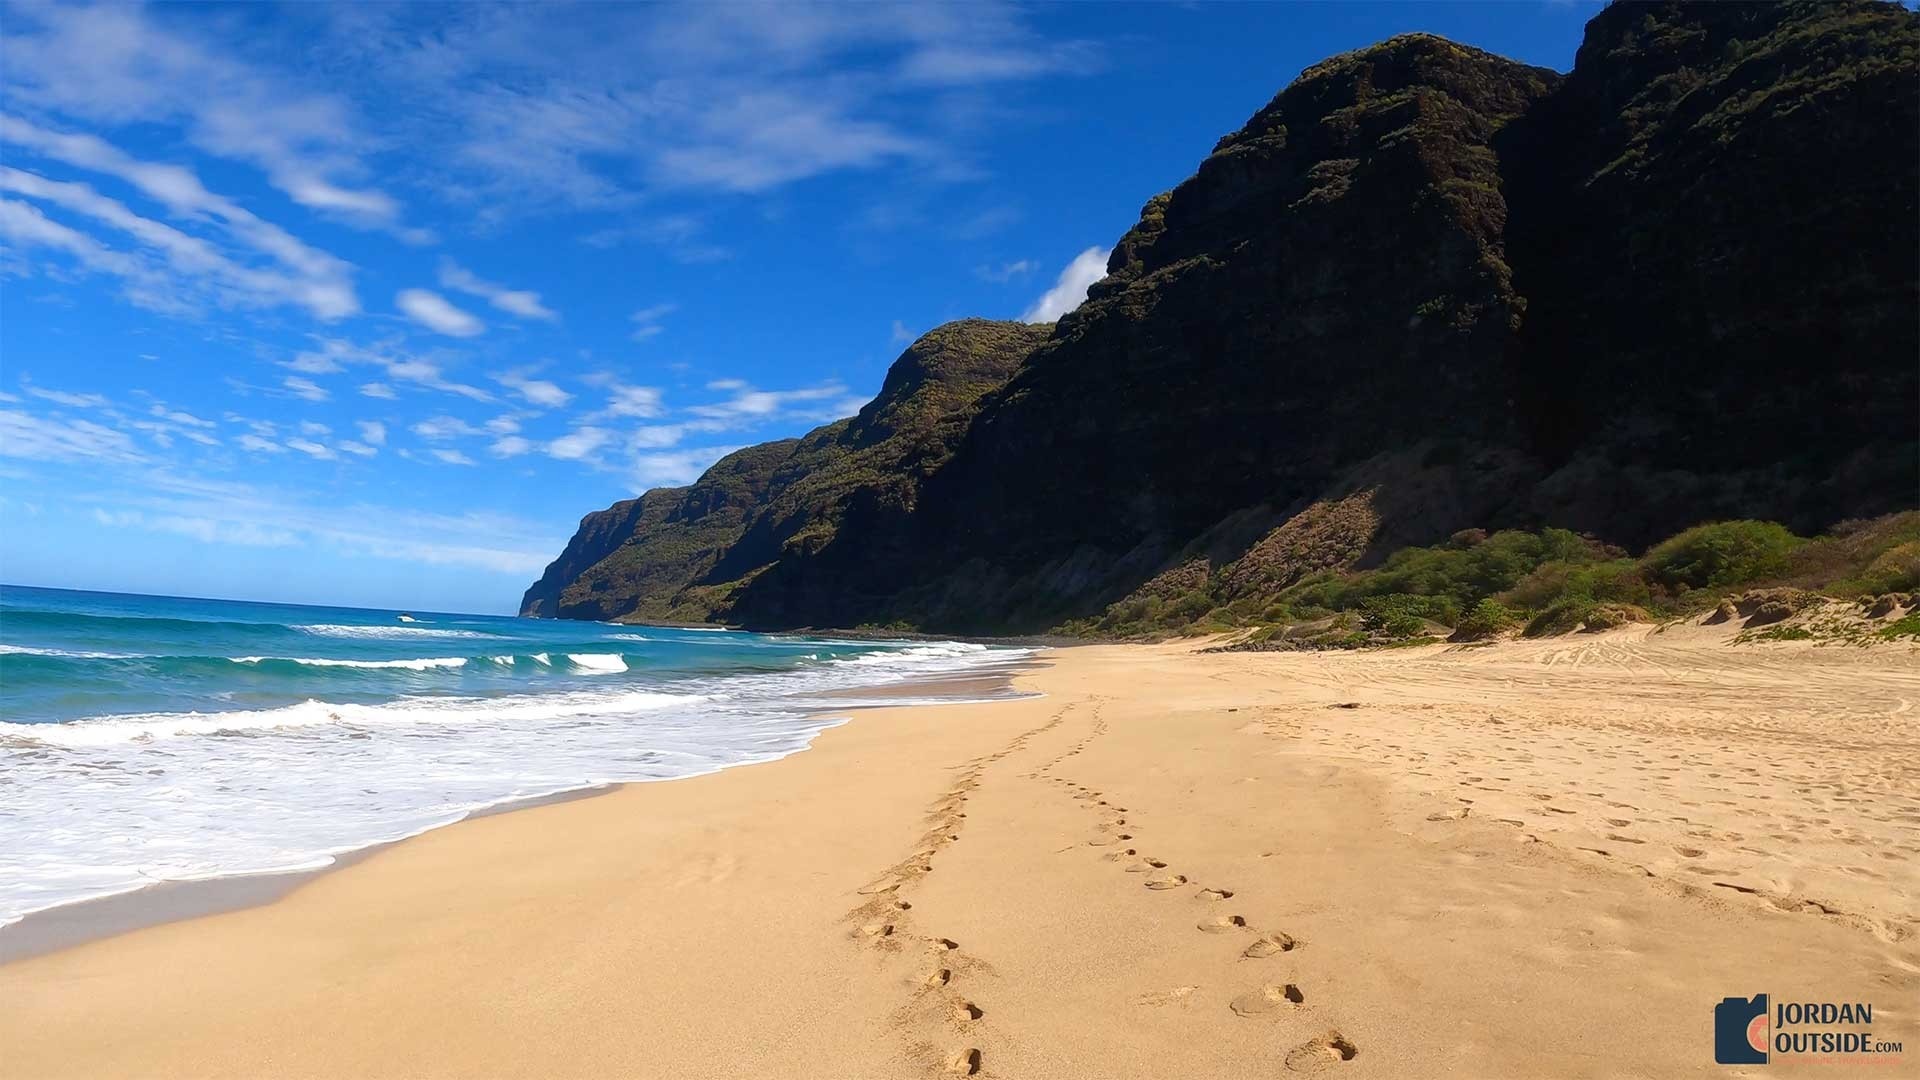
[4, 626, 1917, 1078]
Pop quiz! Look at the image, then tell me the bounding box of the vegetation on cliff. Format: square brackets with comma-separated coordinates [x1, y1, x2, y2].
[526, 2, 1917, 637]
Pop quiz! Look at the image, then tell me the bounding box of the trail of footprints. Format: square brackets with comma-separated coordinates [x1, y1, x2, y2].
[1028, 708, 1360, 1075]
[844, 705, 1072, 1075]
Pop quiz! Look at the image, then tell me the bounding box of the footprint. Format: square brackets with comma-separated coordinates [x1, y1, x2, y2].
[860, 922, 893, 938]
[930, 937, 960, 952]
[924, 968, 952, 988]
[1426, 807, 1470, 821]
[1198, 914, 1248, 933]
[1197, 888, 1234, 901]
[1675, 847, 1706, 858]
[1229, 983, 1304, 1016]
[1125, 858, 1169, 873]
[1146, 874, 1189, 890]
[951, 1000, 984, 1021]
[1285, 1031, 1358, 1073]
[1133, 986, 1199, 1007]
[945, 1048, 981, 1075]
[1243, 933, 1301, 958]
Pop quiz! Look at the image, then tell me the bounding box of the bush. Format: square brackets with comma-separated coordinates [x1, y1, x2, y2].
[1452, 598, 1517, 640]
[1860, 541, 1920, 594]
[1641, 521, 1801, 590]
[1359, 594, 1453, 637]
[1525, 598, 1593, 637]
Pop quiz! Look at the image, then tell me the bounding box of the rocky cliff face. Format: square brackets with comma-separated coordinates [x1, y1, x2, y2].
[525, 1, 1918, 632]
[522, 320, 1046, 622]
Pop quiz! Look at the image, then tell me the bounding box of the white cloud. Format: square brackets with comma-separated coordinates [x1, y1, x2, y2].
[286, 437, 337, 460]
[237, 433, 284, 454]
[484, 414, 520, 435]
[0, 163, 357, 320]
[489, 435, 533, 458]
[430, 448, 476, 466]
[298, 420, 332, 436]
[282, 376, 329, 402]
[303, 338, 492, 402]
[0, 409, 144, 463]
[438, 259, 557, 321]
[396, 288, 485, 337]
[150, 404, 214, 428]
[0, 117, 360, 318]
[25, 386, 109, 409]
[977, 259, 1035, 283]
[630, 302, 675, 342]
[890, 320, 915, 345]
[1, 5, 404, 231]
[338, 440, 378, 457]
[547, 426, 611, 461]
[94, 508, 298, 548]
[356, 420, 387, 444]
[687, 380, 849, 423]
[631, 446, 739, 489]
[1022, 246, 1109, 323]
[495, 372, 572, 408]
[412, 415, 482, 441]
[600, 384, 665, 419]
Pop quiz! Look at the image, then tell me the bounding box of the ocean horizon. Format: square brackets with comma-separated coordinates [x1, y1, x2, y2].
[0, 584, 1030, 927]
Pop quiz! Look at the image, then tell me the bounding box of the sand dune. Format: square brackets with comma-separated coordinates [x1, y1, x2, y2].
[2, 626, 1915, 1078]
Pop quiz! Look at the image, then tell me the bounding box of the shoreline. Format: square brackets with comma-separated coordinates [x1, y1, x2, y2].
[4, 631, 1915, 1078]
[0, 655, 1042, 964]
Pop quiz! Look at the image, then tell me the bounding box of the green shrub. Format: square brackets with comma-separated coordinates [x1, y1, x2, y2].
[1641, 521, 1801, 590]
[1860, 542, 1920, 594]
[1453, 598, 1517, 640]
[1359, 593, 1453, 637]
[1525, 598, 1594, 637]
[1880, 612, 1920, 640]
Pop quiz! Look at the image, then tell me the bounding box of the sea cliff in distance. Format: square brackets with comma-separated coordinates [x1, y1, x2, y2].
[524, 1, 1920, 637]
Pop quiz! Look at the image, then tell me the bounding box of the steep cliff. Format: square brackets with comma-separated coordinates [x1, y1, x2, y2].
[521, 320, 1047, 622]
[528, 1, 1918, 632]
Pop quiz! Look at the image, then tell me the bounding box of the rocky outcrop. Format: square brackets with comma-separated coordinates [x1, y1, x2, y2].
[528, 2, 1918, 632]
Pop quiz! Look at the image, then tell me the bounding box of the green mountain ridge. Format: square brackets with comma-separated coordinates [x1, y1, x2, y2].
[524, 1, 1918, 634]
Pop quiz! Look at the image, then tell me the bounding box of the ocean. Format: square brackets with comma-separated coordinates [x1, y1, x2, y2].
[0, 585, 1029, 928]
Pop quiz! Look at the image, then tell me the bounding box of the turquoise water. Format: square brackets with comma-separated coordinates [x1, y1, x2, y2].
[0, 585, 1025, 925]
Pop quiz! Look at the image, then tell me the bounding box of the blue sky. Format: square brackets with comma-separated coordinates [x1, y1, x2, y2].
[0, 1, 1598, 613]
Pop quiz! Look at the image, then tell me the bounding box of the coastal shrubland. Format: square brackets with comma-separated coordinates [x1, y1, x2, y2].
[1074, 511, 1920, 648]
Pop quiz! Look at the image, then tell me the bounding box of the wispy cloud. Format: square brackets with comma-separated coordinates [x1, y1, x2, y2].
[3, 4, 406, 232]
[396, 288, 485, 337]
[495, 371, 572, 409]
[438, 258, 557, 321]
[0, 116, 359, 318]
[282, 376, 329, 402]
[629, 303, 675, 342]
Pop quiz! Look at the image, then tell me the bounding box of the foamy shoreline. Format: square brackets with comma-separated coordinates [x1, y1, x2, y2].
[0, 637, 1036, 932]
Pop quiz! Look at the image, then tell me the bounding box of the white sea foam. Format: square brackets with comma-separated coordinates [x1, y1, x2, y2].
[831, 641, 991, 667]
[295, 624, 495, 639]
[531, 652, 552, 665]
[568, 653, 629, 673]
[0, 688, 703, 748]
[0, 643, 132, 658]
[0, 638, 1028, 928]
[232, 655, 470, 670]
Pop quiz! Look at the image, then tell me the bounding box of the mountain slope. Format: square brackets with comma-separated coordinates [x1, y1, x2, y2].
[529, 1, 1918, 633]
[520, 320, 1047, 622]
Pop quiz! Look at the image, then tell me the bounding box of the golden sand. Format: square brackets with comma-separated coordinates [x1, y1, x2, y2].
[4, 626, 1917, 1078]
